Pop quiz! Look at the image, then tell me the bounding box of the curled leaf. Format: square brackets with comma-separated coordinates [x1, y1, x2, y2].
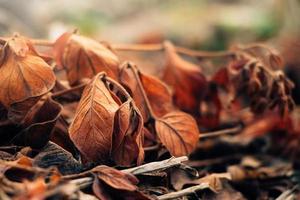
[163, 41, 207, 113]
[0, 35, 56, 108]
[69, 73, 144, 166]
[119, 62, 173, 122]
[11, 94, 62, 149]
[92, 165, 151, 200]
[269, 51, 284, 69]
[155, 111, 200, 156]
[53, 32, 120, 86]
[92, 165, 138, 191]
[112, 101, 144, 166]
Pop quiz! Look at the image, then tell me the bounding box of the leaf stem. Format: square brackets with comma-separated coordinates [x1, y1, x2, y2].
[112, 43, 236, 58]
[51, 83, 87, 98]
[123, 62, 158, 121]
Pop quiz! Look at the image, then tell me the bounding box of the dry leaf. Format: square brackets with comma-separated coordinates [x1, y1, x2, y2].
[163, 41, 207, 113]
[155, 111, 200, 156]
[0, 35, 55, 108]
[11, 95, 62, 149]
[92, 165, 151, 200]
[112, 101, 144, 166]
[119, 62, 173, 122]
[53, 32, 120, 86]
[69, 73, 144, 166]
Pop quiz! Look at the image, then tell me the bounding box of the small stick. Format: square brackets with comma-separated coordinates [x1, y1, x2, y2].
[157, 183, 210, 200]
[63, 156, 188, 180]
[144, 143, 161, 152]
[122, 156, 188, 175]
[64, 156, 188, 190]
[111, 43, 236, 58]
[200, 125, 242, 139]
[0, 36, 236, 59]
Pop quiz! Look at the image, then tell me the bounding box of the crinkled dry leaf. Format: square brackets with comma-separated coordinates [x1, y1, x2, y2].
[11, 95, 62, 149]
[69, 73, 144, 166]
[92, 165, 151, 200]
[112, 101, 144, 166]
[93, 165, 138, 191]
[163, 41, 207, 113]
[119, 62, 173, 122]
[0, 35, 56, 108]
[53, 32, 120, 86]
[33, 142, 82, 175]
[155, 111, 199, 156]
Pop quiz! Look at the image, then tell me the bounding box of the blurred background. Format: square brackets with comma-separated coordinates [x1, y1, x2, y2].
[0, 0, 299, 102]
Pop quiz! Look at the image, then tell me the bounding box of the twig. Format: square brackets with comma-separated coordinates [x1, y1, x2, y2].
[70, 177, 94, 189]
[111, 43, 236, 59]
[122, 63, 158, 121]
[200, 125, 242, 139]
[122, 156, 188, 175]
[64, 156, 188, 188]
[0, 36, 236, 59]
[144, 144, 161, 152]
[157, 183, 210, 200]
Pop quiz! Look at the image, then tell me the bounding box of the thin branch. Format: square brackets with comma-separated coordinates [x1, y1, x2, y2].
[144, 143, 161, 152]
[51, 83, 87, 98]
[64, 156, 188, 189]
[0, 36, 236, 59]
[111, 43, 163, 52]
[63, 156, 188, 179]
[111, 43, 236, 58]
[200, 125, 242, 139]
[122, 156, 188, 175]
[157, 183, 210, 200]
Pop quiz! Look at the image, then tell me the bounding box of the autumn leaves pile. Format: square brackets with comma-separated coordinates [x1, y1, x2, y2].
[0, 32, 202, 168]
[0, 32, 295, 168]
[0, 30, 296, 199]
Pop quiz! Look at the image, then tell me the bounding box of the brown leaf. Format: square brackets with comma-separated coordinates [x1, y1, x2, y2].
[155, 111, 199, 156]
[11, 94, 62, 149]
[163, 41, 207, 113]
[112, 101, 144, 166]
[269, 51, 284, 69]
[92, 165, 152, 200]
[119, 62, 173, 122]
[69, 73, 144, 165]
[69, 73, 118, 163]
[93, 165, 138, 191]
[53, 32, 120, 86]
[0, 35, 56, 108]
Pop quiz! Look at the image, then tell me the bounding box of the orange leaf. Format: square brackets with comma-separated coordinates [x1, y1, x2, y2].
[155, 111, 200, 156]
[119, 63, 173, 122]
[162, 41, 207, 113]
[0, 35, 56, 108]
[53, 32, 120, 86]
[69, 73, 144, 165]
[112, 101, 144, 166]
[93, 165, 138, 191]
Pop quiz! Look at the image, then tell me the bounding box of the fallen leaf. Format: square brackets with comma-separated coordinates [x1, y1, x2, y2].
[119, 62, 173, 122]
[53, 32, 120, 86]
[155, 111, 200, 156]
[11, 95, 62, 149]
[0, 35, 55, 108]
[69, 73, 144, 165]
[92, 165, 152, 200]
[112, 101, 144, 166]
[162, 41, 207, 113]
